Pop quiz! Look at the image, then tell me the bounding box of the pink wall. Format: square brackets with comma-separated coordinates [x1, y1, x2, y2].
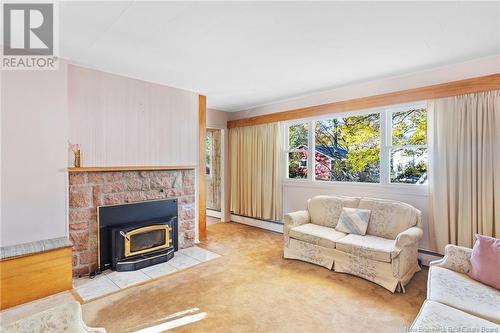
[1, 61, 69, 247]
[68, 65, 199, 167]
[207, 108, 228, 129]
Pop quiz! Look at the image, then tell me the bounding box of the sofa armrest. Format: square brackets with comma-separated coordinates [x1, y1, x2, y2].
[429, 244, 472, 274]
[415, 210, 423, 230]
[395, 227, 423, 249]
[283, 210, 310, 241]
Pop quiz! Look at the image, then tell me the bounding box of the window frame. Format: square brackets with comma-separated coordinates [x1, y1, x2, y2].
[205, 131, 213, 179]
[284, 101, 429, 189]
[284, 120, 312, 181]
[386, 103, 428, 185]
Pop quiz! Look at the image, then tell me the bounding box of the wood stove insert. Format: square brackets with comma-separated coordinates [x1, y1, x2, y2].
[98, 199, 178, 272]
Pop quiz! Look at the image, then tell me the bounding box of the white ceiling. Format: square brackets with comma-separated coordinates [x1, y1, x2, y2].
[59, 1, 500, 111]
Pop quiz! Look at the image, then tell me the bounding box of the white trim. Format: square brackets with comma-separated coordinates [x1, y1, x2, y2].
[231, 214, 284, 233]
[390, 145, 427, 149]
[207, 209, 222, 218]
[205, 130, 214, 178]
[418, 252, 442, 267]
[283, 122, 290, 179]
[380, 109, 390, 184]
[283, 178, 430, 196]
[283, 179, 429, 197]
[206, 127, 229, 222]
[308, 120, 315, 182]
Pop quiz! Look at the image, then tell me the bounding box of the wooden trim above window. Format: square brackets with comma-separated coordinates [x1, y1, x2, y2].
[227, 73, 500, 128]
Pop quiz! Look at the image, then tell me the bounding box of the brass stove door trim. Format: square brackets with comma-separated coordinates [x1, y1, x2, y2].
[124, 225, 171, 257]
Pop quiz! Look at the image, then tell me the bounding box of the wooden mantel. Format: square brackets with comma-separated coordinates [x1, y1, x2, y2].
[68, 166, 196, 173]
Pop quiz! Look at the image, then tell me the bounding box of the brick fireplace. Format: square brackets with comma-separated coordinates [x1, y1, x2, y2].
[68, 169, 196, 276]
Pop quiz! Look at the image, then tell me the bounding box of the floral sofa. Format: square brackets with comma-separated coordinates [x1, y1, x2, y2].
[283, 195, 423, 292]
[410, 244, 500, 331]
[1, 301, 106, 332]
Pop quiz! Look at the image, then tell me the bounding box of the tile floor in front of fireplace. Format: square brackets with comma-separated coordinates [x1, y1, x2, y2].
[74, 246, 220, 301]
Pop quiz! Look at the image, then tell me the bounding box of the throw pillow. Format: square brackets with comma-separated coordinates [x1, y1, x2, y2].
[335, 207, 371, 235]
[468, 234, 500, 290]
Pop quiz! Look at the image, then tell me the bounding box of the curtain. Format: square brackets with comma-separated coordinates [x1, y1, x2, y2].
[229, 122, 282, 221]
[429, 90, 500, 253]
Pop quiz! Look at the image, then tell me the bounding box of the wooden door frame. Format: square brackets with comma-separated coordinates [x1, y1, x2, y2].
[198, 95, 207, 240]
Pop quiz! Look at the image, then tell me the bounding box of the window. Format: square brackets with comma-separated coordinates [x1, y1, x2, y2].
[205, 132, 213, 176]
[286, 123, 308, 179]
[285, 103, 428, 185]
[315, 113, 380, 182]
[389, 108, 428, 184]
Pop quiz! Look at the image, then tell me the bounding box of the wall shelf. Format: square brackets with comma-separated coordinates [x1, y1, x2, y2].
[68, 166, 196, 173]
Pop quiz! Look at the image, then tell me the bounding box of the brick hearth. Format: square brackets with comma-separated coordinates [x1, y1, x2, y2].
[68, 169, 196, 276]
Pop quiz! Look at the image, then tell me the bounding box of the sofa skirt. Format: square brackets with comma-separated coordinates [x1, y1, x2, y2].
[284, 238, 335, 269]
[334, 248, 421, 292]
[284, 238, 421, 293]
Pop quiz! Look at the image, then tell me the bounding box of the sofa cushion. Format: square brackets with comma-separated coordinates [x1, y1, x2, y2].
[358, 198, 419, 239]
[469, 234, 500, 289]
[335, 207, 371, 235]
[335, 234, 397, 263]
[307, 195, 360, 228]
[289, 223, 347, 249]
[410, 300, 499, 332]
[428, 266, 500, 324]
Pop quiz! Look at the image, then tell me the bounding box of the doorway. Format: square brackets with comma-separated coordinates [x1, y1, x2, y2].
[205, 128, 222, 224]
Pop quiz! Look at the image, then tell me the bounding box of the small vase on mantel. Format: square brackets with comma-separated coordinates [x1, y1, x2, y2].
[74, 149, 81, 168]
[69, 143, 81, 168]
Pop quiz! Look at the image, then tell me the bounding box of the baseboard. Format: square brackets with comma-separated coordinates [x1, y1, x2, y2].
[417, 250, 443, 267]
[0, 246, 73, 310]
[231, 214, 284, 233]
[207, 209, 222, 218]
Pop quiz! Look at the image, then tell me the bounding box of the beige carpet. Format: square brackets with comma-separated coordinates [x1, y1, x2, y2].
[82, 222, 427, 332]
